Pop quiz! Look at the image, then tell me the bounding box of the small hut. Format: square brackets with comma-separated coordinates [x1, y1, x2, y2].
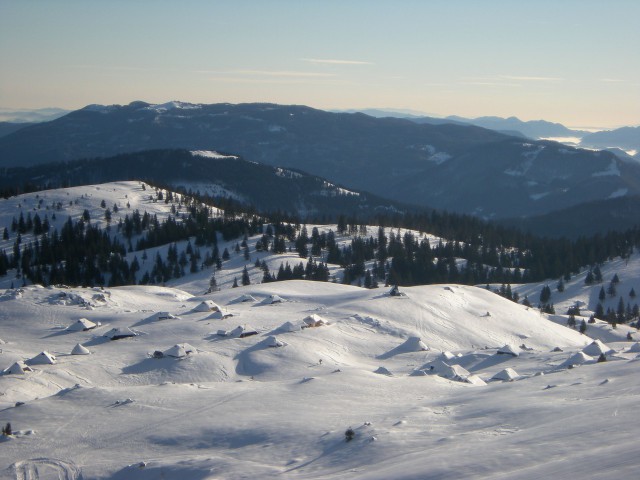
[193, 300, 221, 313]
[497, 344, 520, 357]
[67, 318, 97, 331]
[104, 327, 137, 340]
[302, 314, 328, 328]
[231, 325, 258, 338]
[28, 351, 56, 365]
[3, 361, 34, 375]
[163, 343, 196, 358]
[266, 336, 287, 348]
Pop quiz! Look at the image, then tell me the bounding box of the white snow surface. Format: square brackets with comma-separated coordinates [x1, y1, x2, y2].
[190, 150, 239, 160]
[2, 182, 640, 478]
[2, 279, 638, 479]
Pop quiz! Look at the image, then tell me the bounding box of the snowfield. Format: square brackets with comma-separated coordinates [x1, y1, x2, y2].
[1, 181, 640, 479]
[1, 280, 639, 479]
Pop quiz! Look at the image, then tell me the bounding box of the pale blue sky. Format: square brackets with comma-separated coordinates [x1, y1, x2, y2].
[1, 0, 638, 128]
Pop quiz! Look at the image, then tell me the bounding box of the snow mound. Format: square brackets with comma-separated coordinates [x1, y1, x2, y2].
[497, 344, 520, 357]
[279, 321, 302, 333]
[374, 366, 393, 376]
[238, 294, 257, 303]
[71, 343, 91, 355]
[582, 339, 613, 356]
[560, 351, 594, 368]
[491, 368, 520, 381]
[149, 311, 179, 321]
[626, 342, 640, 353]
[379, 336, 428, 359]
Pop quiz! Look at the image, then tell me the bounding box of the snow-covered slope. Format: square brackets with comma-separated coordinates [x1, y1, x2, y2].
[1, 279, 638, 479]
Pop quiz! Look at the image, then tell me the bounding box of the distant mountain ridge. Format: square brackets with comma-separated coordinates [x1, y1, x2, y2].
[443, 115, 587, 139]
[580, 126, 640, 152]
[0, 149, 413, 219]
[0, 107, 69, 123]
[341, 109, 587, 139]
[0, 101, 638, 221]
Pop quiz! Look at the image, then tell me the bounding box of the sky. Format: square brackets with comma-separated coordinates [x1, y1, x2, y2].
[0, 0, 638, 129]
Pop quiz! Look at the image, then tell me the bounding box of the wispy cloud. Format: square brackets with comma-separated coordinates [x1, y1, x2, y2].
[301, 58, 373, 65]
[458, 81, 521, 88]
[197, 69, 336, 78]
[599, 78, 624, 83]
[500, 75, 563, 82]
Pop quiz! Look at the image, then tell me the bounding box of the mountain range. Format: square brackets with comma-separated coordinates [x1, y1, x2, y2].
[580, 126, 640, 152]
[343, 109, 586, 139]
[1, 101, 639, 228]
[0, 149, 410, 220]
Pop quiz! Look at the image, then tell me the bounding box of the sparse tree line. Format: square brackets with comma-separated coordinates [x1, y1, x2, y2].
[2, 183, 640, 294]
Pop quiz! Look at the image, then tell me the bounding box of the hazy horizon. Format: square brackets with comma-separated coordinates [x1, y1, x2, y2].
[1, 0, 638, 129]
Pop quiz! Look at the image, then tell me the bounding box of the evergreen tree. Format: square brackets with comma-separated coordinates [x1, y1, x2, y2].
[242, 266, 251, 286]
[593, 265, 603, 283]
[579, 319, 587, 334]
[556, 278, 565, 292]
[584, 270, 594, 285]
[232, 277, 238, 288]
[630, 287, 636, 299]
[594, 302, 605, 319]
[617, 296, 626, 323]
[598, 286, 606, 302]
[539, 285, 551, 303]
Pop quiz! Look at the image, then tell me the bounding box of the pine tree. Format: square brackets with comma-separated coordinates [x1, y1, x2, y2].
[539, 285, 551, 303]
[598, 286, 606, 302]
[617, 296, 626, 323]
[594, 302, 605, 319]
[630, 287, 636, 299]
[584, 270, 594, 285]
[593, 265, 603, 283]
[579, 319, 587, 334]
[242, 266, 251, 286]
[557, 278, 565, 292]
[232, 277, 238, 288]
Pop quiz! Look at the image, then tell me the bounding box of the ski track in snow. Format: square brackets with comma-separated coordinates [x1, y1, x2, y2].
[12, 458, 81, 480]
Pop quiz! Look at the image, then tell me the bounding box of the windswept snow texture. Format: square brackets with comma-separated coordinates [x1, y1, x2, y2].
[1, 182, 640, 478]
[1, 278, 639, 479]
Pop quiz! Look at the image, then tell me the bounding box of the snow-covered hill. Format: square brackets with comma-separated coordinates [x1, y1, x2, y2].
[1, 279, 638, 479]
[2, 181, 640, 478]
